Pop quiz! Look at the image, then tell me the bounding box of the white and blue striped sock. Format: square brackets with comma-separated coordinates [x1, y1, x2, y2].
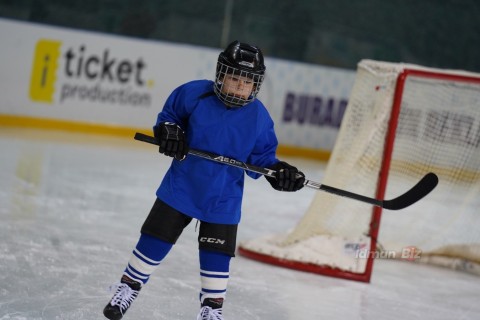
[199, 249, 231, 302]
[123, 233, 173, 284]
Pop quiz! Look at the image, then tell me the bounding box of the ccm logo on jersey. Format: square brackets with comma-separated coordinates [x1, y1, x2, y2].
[199, 237, 226, 245]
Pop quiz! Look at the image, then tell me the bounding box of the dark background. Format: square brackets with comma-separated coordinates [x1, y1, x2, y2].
[1, 0, 479, 72]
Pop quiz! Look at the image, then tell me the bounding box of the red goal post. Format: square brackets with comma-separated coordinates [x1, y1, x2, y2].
[239, 60, 480, 282]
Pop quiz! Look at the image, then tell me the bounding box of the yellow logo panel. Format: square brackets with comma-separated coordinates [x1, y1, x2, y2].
[29, 39, 61, 103]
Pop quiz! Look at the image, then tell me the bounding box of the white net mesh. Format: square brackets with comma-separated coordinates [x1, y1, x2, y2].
[240, 60, 480, 277]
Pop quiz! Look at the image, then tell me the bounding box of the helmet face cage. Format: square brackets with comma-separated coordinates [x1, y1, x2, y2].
[213, 41, 266, 107]
[214, 62, 265, 107]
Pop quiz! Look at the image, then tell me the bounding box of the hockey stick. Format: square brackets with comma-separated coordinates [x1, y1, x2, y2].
[134, 132, 438, 210]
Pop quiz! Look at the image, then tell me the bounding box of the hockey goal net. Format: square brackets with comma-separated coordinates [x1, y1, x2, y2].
[239, 59, 480, 282]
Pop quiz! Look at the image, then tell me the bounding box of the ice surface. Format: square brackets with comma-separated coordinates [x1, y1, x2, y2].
[1, 128, 479, 320]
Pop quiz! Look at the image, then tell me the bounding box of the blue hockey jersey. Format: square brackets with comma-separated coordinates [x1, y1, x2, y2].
[155, 80, 279, 224]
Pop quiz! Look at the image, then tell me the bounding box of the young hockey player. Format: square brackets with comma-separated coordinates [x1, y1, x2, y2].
[103, 40, 305, 320]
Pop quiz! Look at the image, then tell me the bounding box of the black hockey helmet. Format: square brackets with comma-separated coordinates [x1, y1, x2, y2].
[214, 41, 266, 107]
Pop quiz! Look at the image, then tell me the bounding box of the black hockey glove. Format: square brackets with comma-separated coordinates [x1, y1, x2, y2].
[265, 161, 305, 192]
[154, 122, 189, 161]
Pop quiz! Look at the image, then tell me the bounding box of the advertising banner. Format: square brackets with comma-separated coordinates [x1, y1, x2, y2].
[0, 18, 355, 153]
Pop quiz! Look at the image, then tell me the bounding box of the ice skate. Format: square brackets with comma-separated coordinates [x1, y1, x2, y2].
[103, 276, 142, 320]
[197, 298, 224, 320]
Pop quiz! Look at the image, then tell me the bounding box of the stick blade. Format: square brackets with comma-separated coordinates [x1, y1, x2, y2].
[383, 173, 439, 210]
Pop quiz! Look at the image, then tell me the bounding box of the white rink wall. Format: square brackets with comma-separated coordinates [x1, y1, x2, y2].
[0, 18, 355, 154]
